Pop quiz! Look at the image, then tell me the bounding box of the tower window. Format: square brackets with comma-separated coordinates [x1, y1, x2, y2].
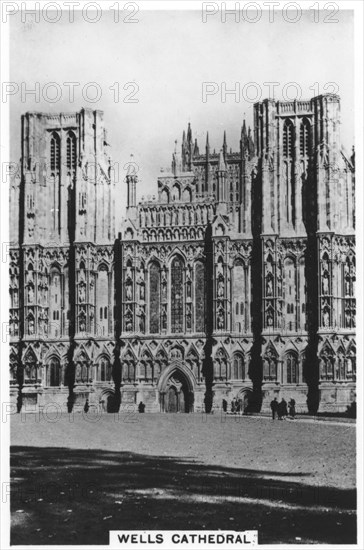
[300, 119, 311, 157]
[66, 131, 77, 170]
[50, 132, 60, 171]
[283, 120, 294, 158]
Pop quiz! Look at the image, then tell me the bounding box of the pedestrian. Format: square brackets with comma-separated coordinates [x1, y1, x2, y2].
[288, 398, 296, 419]
[270, 397, 278, 420]
[222, 399, 227, 412]
[231, 399, 235, 414]
[238, 398, 243, 414]
[84, 399, 89, 413]
[280, 398, 288, 419]
[138, 401, 145, 413]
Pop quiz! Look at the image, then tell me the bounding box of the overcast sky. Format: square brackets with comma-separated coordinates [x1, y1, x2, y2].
[10, 7, 354, 223]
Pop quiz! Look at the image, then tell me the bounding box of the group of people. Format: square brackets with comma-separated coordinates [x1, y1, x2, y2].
[270, 397, 296, 420]
[222, 397, 246, 414]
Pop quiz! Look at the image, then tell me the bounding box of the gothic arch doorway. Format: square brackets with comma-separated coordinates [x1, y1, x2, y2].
[160, 367, 194, 413]
[100, 390, 115, 413]
[237, 388, 253, 413]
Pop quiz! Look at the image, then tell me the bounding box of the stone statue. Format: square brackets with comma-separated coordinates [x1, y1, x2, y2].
[125, 281, 132, 301]
[161, 305, 167, 330]
[322, 275, 329, 295]
[28, 285, 34, 303]
[79, 316, 86, 332]
[217, 309, 224, 329]
[323, 310, 330, 328]
[79, 284, 86, 303]
[267, 279, 273, 296]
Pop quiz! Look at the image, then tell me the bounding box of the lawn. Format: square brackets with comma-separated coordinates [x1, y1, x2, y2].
[10, 412, 356, 545]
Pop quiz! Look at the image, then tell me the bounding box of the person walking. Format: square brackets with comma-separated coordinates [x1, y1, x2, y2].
[222, 399, 227, 412]
[280, 398, 288, 419]
[288, 398, 296, 419]
[84, 399, 89, 413]
[270, 397, 279, 420]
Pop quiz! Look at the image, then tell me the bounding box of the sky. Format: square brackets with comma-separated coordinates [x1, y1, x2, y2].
[10, 7, 354, 225]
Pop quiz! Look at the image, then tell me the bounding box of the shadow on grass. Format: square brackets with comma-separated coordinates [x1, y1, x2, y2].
[10, 446, 356, 545]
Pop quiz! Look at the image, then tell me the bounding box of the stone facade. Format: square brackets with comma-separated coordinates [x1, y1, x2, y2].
[9, 95, 356, 414]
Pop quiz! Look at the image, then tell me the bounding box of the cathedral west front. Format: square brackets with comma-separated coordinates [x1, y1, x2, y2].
[9, 94, 356, 414]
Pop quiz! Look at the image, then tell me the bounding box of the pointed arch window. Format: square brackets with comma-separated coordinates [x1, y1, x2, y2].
[66, 131, 77, 170]
[149, 262, 160, 334]
[50, 132, 60, 172]
[48, 357, 61, 386]
[300, 118, 311, 157]
[232, 353, 245, 380]
[171, 257, 184, 333]
[98, 357, 112, 382]
[195, 261, 205, 332]
[286, 353, 298, 383]
[283, 120, 294, 158]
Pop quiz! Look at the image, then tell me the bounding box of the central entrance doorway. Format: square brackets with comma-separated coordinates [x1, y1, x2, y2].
[164, 369, 192, 413]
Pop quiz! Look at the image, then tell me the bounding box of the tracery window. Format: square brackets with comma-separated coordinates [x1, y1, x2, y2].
[50, 132, 60, 172]
[171, 257, 184, 333]
[232, 353, 245, 380]
[283, 120, 294, 158]
[214, 350, 228, 381]
[66, 131, 77, 170]
[286, 353, 298, 383]
[300, 118, 311, 157]
[98, 357, 112, 382]
[149, 262, 160, 334]
[48, 357, 61, 386]
[195, 261, 205, 332]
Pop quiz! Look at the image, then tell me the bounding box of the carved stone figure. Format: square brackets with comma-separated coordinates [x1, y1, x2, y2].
[323, 310, 330, 328]
[125, 281, 132, 301]
[267, 278, 273, 296]
[79, 284, 86, 303]
[322, 274, 329, 295]
[28, 286, 34, 303]
[217, 309, 224, 329]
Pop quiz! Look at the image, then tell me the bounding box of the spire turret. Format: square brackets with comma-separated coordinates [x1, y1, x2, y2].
[218, 148, 227, 171]
[223, 130, 227, 158]
[193, 138, 199, 156]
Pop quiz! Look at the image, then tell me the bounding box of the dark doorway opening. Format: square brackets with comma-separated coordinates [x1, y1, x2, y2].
[164, 370, 192, 413]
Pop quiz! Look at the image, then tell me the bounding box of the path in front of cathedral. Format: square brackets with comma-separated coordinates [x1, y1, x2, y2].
[10, 412, 355, 545]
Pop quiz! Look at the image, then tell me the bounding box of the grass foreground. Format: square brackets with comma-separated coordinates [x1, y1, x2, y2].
[10, 411, 356, 545]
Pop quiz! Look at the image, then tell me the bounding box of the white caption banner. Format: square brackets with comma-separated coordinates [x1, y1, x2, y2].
[109, 530, 258, 549]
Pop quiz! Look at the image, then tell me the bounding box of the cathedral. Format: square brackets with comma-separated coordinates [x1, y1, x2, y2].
[9, 94, 356, 414]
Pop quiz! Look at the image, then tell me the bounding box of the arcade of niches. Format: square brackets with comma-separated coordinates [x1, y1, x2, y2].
[9, 94, 356, 414]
